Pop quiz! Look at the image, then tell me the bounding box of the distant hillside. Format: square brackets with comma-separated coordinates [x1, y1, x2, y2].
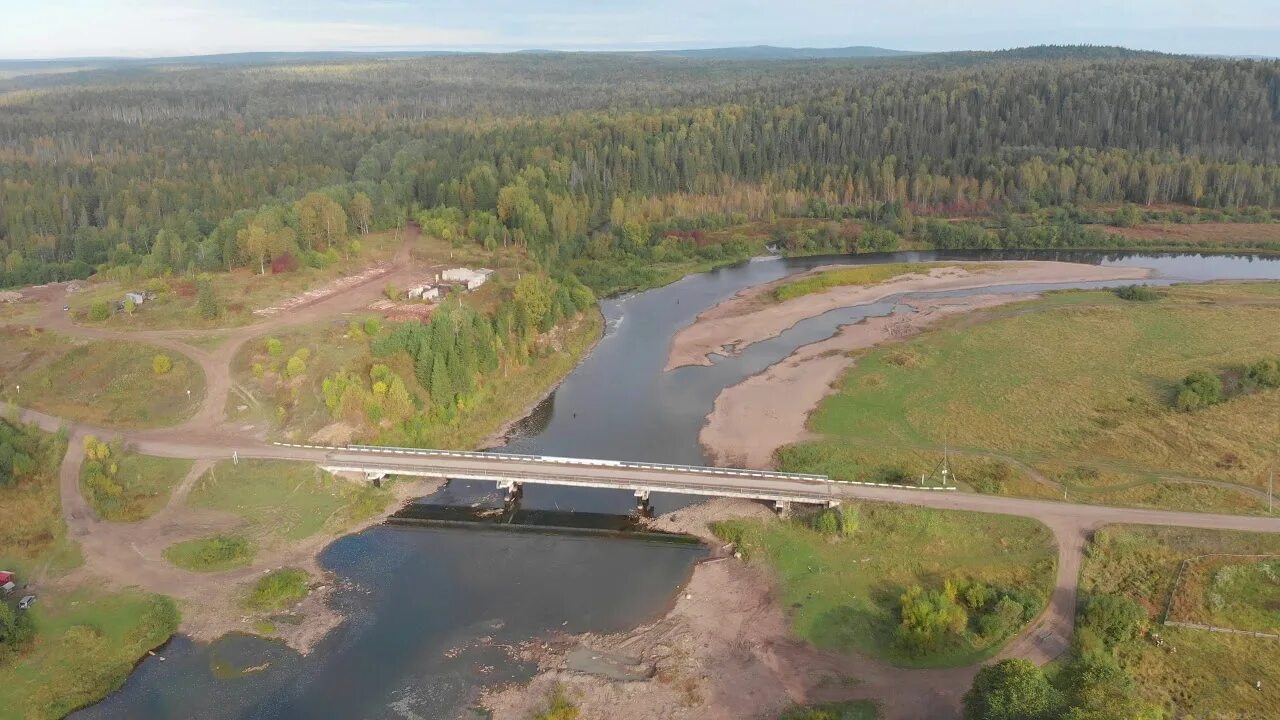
[647, 45, 921, 60]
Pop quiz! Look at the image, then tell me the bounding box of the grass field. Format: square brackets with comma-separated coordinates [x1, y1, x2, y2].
[0, 420, 78, 580]
[79, 451, 193, 522]
[163, 534, 255, 572]
[780, 702, 879, 720]
[1165, 555, 1280, 634]
[185, 459, 394, 546]
[0, 589, 179, 720]
[1080, 525, 1280, 717]
[67, 227, 403, 330]
[713, 502, 1056, 668]
[227, 319, 371, 441]
[780, 283, 1280, 512]
[5, 340, 205, 429]
[1111, 221, 1280, 249]
[0, 327, 77, 390]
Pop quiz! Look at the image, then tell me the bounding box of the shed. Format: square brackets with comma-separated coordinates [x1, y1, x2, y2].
[0, 571, 13, 585]
[124, 292, 148, 305]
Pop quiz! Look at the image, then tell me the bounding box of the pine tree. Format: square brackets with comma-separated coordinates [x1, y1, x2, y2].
[429, 352, 452, 406]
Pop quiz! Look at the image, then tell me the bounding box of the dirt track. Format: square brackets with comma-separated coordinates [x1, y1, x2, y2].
[10, 226, 443, 651]
[8, 251, 1280, 715]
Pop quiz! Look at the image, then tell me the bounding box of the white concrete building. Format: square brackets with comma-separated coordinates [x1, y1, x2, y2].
[407, 284, 441, 301]
[439, 267, 494, 291]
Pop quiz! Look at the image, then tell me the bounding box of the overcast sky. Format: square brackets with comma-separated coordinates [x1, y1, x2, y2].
[2, 0, 1278, 59]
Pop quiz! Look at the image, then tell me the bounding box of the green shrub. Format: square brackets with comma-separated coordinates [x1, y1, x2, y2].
[266, 338, 284, 357]
[151, 354, 172, 375]
[164, 534, 253, 572]
[244, 568, 310, 611]
[88, 301, 110, 321]
[285, 355, 306, 378]
[962, 659, 1060, 720]
[1245, 358, 1280, 389]
[1079, 593, 1147, 647]
[896, 583, 968, 656]
[1113, 285, 1159, 301]
[1174, 370, 1223, 411]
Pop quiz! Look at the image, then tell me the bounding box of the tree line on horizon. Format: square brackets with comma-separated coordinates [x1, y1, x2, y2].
[0, 49, 1277, 291]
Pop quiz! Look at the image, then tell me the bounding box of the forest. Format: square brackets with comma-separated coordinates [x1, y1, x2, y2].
[0, 46, 1278, 293]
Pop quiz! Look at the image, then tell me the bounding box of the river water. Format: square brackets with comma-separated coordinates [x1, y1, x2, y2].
[75, 251, 1280, 719]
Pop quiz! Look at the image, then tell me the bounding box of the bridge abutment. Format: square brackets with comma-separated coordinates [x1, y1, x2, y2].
[366, 471, 386, 488]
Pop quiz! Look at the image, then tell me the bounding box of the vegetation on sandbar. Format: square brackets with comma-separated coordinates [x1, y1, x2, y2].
[713, 502, 1056, 668]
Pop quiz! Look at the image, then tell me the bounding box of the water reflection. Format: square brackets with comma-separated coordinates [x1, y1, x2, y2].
[75, 250, 1280, 719]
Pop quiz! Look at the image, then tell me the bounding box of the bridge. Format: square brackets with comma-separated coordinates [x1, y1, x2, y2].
[278, 443, 953, 513]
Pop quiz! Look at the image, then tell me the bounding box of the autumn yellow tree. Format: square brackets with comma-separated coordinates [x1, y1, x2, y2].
[297, 192, 348, 252]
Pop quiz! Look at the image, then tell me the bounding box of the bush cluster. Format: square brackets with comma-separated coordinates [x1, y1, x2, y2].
[1174, 357, 1280, 411]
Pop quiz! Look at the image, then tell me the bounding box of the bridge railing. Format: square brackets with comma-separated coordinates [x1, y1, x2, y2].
[327, 443, 832, 482]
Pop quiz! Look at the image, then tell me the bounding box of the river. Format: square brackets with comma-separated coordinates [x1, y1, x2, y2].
[75, 250, 1280, 719]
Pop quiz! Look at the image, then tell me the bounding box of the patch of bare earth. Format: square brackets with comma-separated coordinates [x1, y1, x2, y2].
[700, 293, 1035, 469]
[665, 260, 1152, 371]
[57, 437, 444, 654]
[481, 498, 981, 720]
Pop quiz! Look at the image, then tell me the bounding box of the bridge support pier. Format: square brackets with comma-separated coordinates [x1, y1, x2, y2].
[773, 500, 792, 517]
[497, 479, 523, 504]
[366, 471, 386, 488]
[634, 489, 652, 517]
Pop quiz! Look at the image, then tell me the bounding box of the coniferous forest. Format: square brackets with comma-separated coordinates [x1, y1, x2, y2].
[1, 46, 1278, 292]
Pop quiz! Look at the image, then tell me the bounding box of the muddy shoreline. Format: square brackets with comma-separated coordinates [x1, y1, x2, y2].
[480, 498, 979, 720]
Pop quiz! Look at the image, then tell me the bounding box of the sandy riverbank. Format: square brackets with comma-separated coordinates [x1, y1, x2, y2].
[58, 461, 446, 654]
[700, 293, 1035, 469]
[665, 261, 1153, 371]
[480, 498, 980, 720]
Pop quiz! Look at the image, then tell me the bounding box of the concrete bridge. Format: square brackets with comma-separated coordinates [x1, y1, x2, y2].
[278, 443, 952, 513]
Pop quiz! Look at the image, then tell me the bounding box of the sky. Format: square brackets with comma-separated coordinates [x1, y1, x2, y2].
[1, 0, 1278, 60]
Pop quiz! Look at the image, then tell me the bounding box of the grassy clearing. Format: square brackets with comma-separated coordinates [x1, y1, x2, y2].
[243, 568, 311, 612]
[0, 327, 77, 390]
[228, 319, 370, 441]
[0, 589, 178, 720]
[186, 459, 394, 546]
[714, 502, 1056, 668]
[779, 701, 879, 720]
[1035, 461, 1269, 515]
[79, 447, 192, 522]
[0, 420, 78, 580]
[772, 263, 948, 302]
[68, 228, 402, 330]
[163, 534, 254, 572]
[783, 284, 1280, 513]
[4, 340, 205, 429]
[1166, 555, 1280, 634]
[1111, 221, 1280, 249]
[1080, 525, 1280, 717]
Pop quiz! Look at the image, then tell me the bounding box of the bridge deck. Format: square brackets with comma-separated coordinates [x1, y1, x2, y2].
[289, 443, 871, 505]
